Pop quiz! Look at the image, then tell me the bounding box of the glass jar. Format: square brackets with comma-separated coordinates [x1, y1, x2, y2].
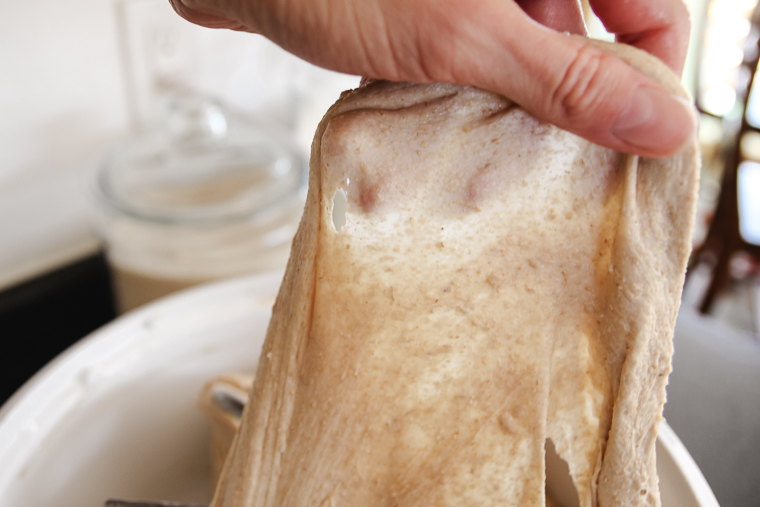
[93, 92, 306, 313]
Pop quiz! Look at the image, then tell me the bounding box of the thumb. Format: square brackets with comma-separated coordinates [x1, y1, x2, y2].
[453, 6, 695, 158]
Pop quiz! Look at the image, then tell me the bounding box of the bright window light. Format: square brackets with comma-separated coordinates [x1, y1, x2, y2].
[702, 84, 738, 116]
[738, 161, 760, 245]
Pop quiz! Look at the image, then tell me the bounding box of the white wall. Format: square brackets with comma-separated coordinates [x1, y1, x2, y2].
[0, 0, 129, 288]
[0, 1, 128, 186]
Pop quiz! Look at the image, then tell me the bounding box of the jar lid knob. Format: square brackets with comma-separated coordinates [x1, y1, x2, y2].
[163, 91, 228, 147]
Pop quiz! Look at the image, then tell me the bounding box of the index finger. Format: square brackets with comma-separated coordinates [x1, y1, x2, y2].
[589, 0, 691, 76]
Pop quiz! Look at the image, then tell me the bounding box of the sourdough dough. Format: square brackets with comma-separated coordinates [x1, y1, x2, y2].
[211, 40, 699, 507]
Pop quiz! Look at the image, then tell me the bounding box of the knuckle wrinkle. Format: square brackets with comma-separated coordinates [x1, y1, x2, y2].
[553, 45, 609, 121]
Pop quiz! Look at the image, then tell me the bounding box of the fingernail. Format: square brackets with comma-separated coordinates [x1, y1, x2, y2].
[612, 86, 696, 156]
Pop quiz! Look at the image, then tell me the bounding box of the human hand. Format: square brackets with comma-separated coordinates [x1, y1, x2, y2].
[169, 0, 695, 158]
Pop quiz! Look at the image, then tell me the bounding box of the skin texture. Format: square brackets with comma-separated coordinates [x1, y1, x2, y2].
[168, 0, 695, 158]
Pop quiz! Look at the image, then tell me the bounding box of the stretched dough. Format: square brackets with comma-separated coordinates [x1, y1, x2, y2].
[211, 40, 699, 507]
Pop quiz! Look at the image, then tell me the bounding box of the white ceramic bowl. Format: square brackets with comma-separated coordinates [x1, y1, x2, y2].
[0, 272, 719, 507]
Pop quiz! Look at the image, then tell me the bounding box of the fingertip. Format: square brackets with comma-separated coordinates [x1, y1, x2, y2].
[611, 86, 697, 158]
[168, 0, 250, 31]
[516, 0, 588, 35]
[590, 0, 691, 76]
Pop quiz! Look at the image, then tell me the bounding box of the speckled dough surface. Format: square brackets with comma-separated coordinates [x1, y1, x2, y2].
[210, 40, 700, 507]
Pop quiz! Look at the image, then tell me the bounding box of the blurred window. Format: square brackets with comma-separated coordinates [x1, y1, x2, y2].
[698, 0, 759, 118]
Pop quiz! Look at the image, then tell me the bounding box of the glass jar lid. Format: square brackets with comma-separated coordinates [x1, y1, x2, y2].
[98, 92, 306, 224]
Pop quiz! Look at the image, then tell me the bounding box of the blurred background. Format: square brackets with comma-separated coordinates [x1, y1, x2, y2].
[0, 0, 360, 401]
[1, 1, 759, 506]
